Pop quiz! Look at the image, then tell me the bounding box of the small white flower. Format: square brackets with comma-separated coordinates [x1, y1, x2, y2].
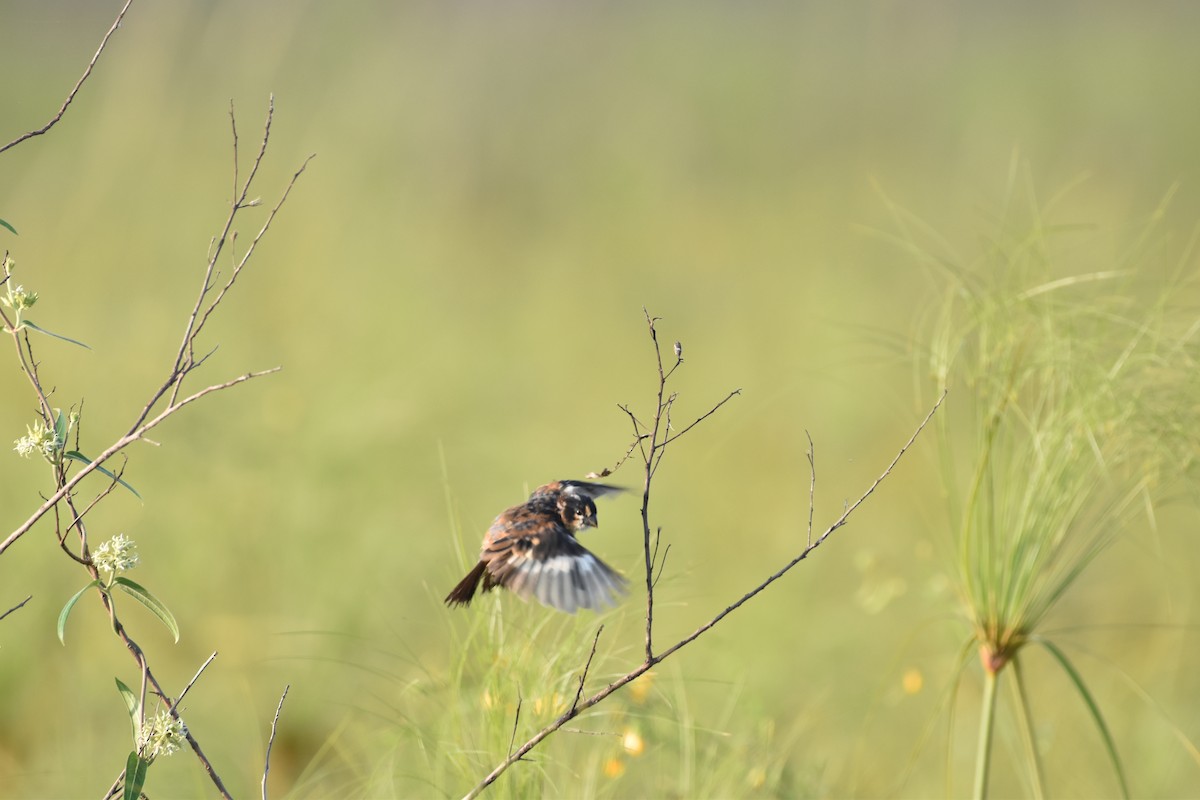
[13, 419, 57, 459]
[93, 534, 140, 575]
[137, 708, 187, 761]
[2, 283, 37, 311]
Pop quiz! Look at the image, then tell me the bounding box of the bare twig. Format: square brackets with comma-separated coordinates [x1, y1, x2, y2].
[659, 389, 742, 449]
[460, 314, 947, 799]
[0, 595, 32, 622]
[506, 689, 523, 760]
[596, 422, 649, 477]
[570, 626, 604, 715]
[0, 0, 135, 156]
[60, 458, 129, 552]
[262, 684, 290, 800]
[0, 367, 280, 556]
[626, 311, 741, 664]
[3, 94, 309, 800]
[4, 99, 304, 559]
[651, 543, 671, 589]
[805, 430, 815, 548]
[650, 390, 946, 668]
[194, 149, 316, 358]
[178, 651, 219, 706]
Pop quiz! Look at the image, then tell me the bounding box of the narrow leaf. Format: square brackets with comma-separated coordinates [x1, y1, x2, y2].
[113, 577, 179, 643]
[123, 750, 149, 800]
[0, 218, 15, 235]
[1039, 639, 1130, 798]
[57, 580, 100, 645]
[21, 319, 91, 349]
[115, 678, 140, 744]
[53, 410, 67, 447]
[64, 451, 142, 499]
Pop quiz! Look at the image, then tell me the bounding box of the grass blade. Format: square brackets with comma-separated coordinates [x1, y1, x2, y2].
[1038, 639, 1129, 798]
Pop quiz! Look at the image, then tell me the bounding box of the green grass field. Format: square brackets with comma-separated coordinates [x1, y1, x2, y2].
[2, 2, 1199, 796]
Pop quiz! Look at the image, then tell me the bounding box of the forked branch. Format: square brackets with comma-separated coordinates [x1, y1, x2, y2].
[1, 96, 312, 557]
[461, 312, 945, 799]
[4, 95, 310, 798]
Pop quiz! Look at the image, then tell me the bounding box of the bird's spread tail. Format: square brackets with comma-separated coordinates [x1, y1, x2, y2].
[445, 561, 488, 607]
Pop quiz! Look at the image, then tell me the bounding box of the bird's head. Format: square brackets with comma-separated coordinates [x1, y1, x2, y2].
[557, 492, 599, 531]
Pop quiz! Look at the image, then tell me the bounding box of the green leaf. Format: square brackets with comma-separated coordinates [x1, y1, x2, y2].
[57, 580, 100, 645]
[123, 750, 149, 800]
[21, 319, 91, 349]
[1039, 639, 1130, 799]
[64, 451, 142, 500]
[115, 678, 140, 744]
[0, 218, 16, 236]
[53, 410, 67, 448]
[113, 577, 179, 643]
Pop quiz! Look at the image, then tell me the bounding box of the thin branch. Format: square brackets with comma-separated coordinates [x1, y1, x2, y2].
[262, 684, 290, 800]
[0, 0, 134, 156]
[805, 430, 815, 548]
[170, 95, 298, 407]
[659, 388, 742, 448]
[52, 502, 89, 565]
[461, 388, 946, 799]
[178, 651, 219, 706]
[230, 100, 240, 207]
[0, 367, 280, 556]
[653, 390, 947, 667]
[194, 151, 316, 342]
[62, 457, 129, 544]
[5, 94, 308, 800]
[506, 689, 523, 760]
[570, 626, 604, 714]
[0, 595, 32, 622]
[463, 661, 656, 800]
[651, 543, 671, 590]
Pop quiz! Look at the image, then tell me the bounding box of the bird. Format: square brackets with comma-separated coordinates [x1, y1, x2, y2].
[445, 480, 627, 614]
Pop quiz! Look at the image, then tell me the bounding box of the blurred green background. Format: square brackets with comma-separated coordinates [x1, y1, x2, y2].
[2, 1, 1199, 796]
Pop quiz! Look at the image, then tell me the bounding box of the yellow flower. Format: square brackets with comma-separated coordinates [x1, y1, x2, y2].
[902, 668, 923, 695]
[603, 757, 625, 778]
[622, 729, 644, 756]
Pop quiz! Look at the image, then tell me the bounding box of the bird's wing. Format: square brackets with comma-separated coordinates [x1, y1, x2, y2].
[557, 480, 626, 500]
[482, 509, 627, 613]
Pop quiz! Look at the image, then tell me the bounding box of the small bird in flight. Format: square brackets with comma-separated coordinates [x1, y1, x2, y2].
[445, 480, 627, 614]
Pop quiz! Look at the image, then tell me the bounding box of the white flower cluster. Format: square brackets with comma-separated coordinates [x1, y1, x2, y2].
[92, 534, 140, 575]
[13, 419, 57, 459]
[137, 708, 187, 761]
[1, 257, 38, 314]
[2, 282, 38, 312]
